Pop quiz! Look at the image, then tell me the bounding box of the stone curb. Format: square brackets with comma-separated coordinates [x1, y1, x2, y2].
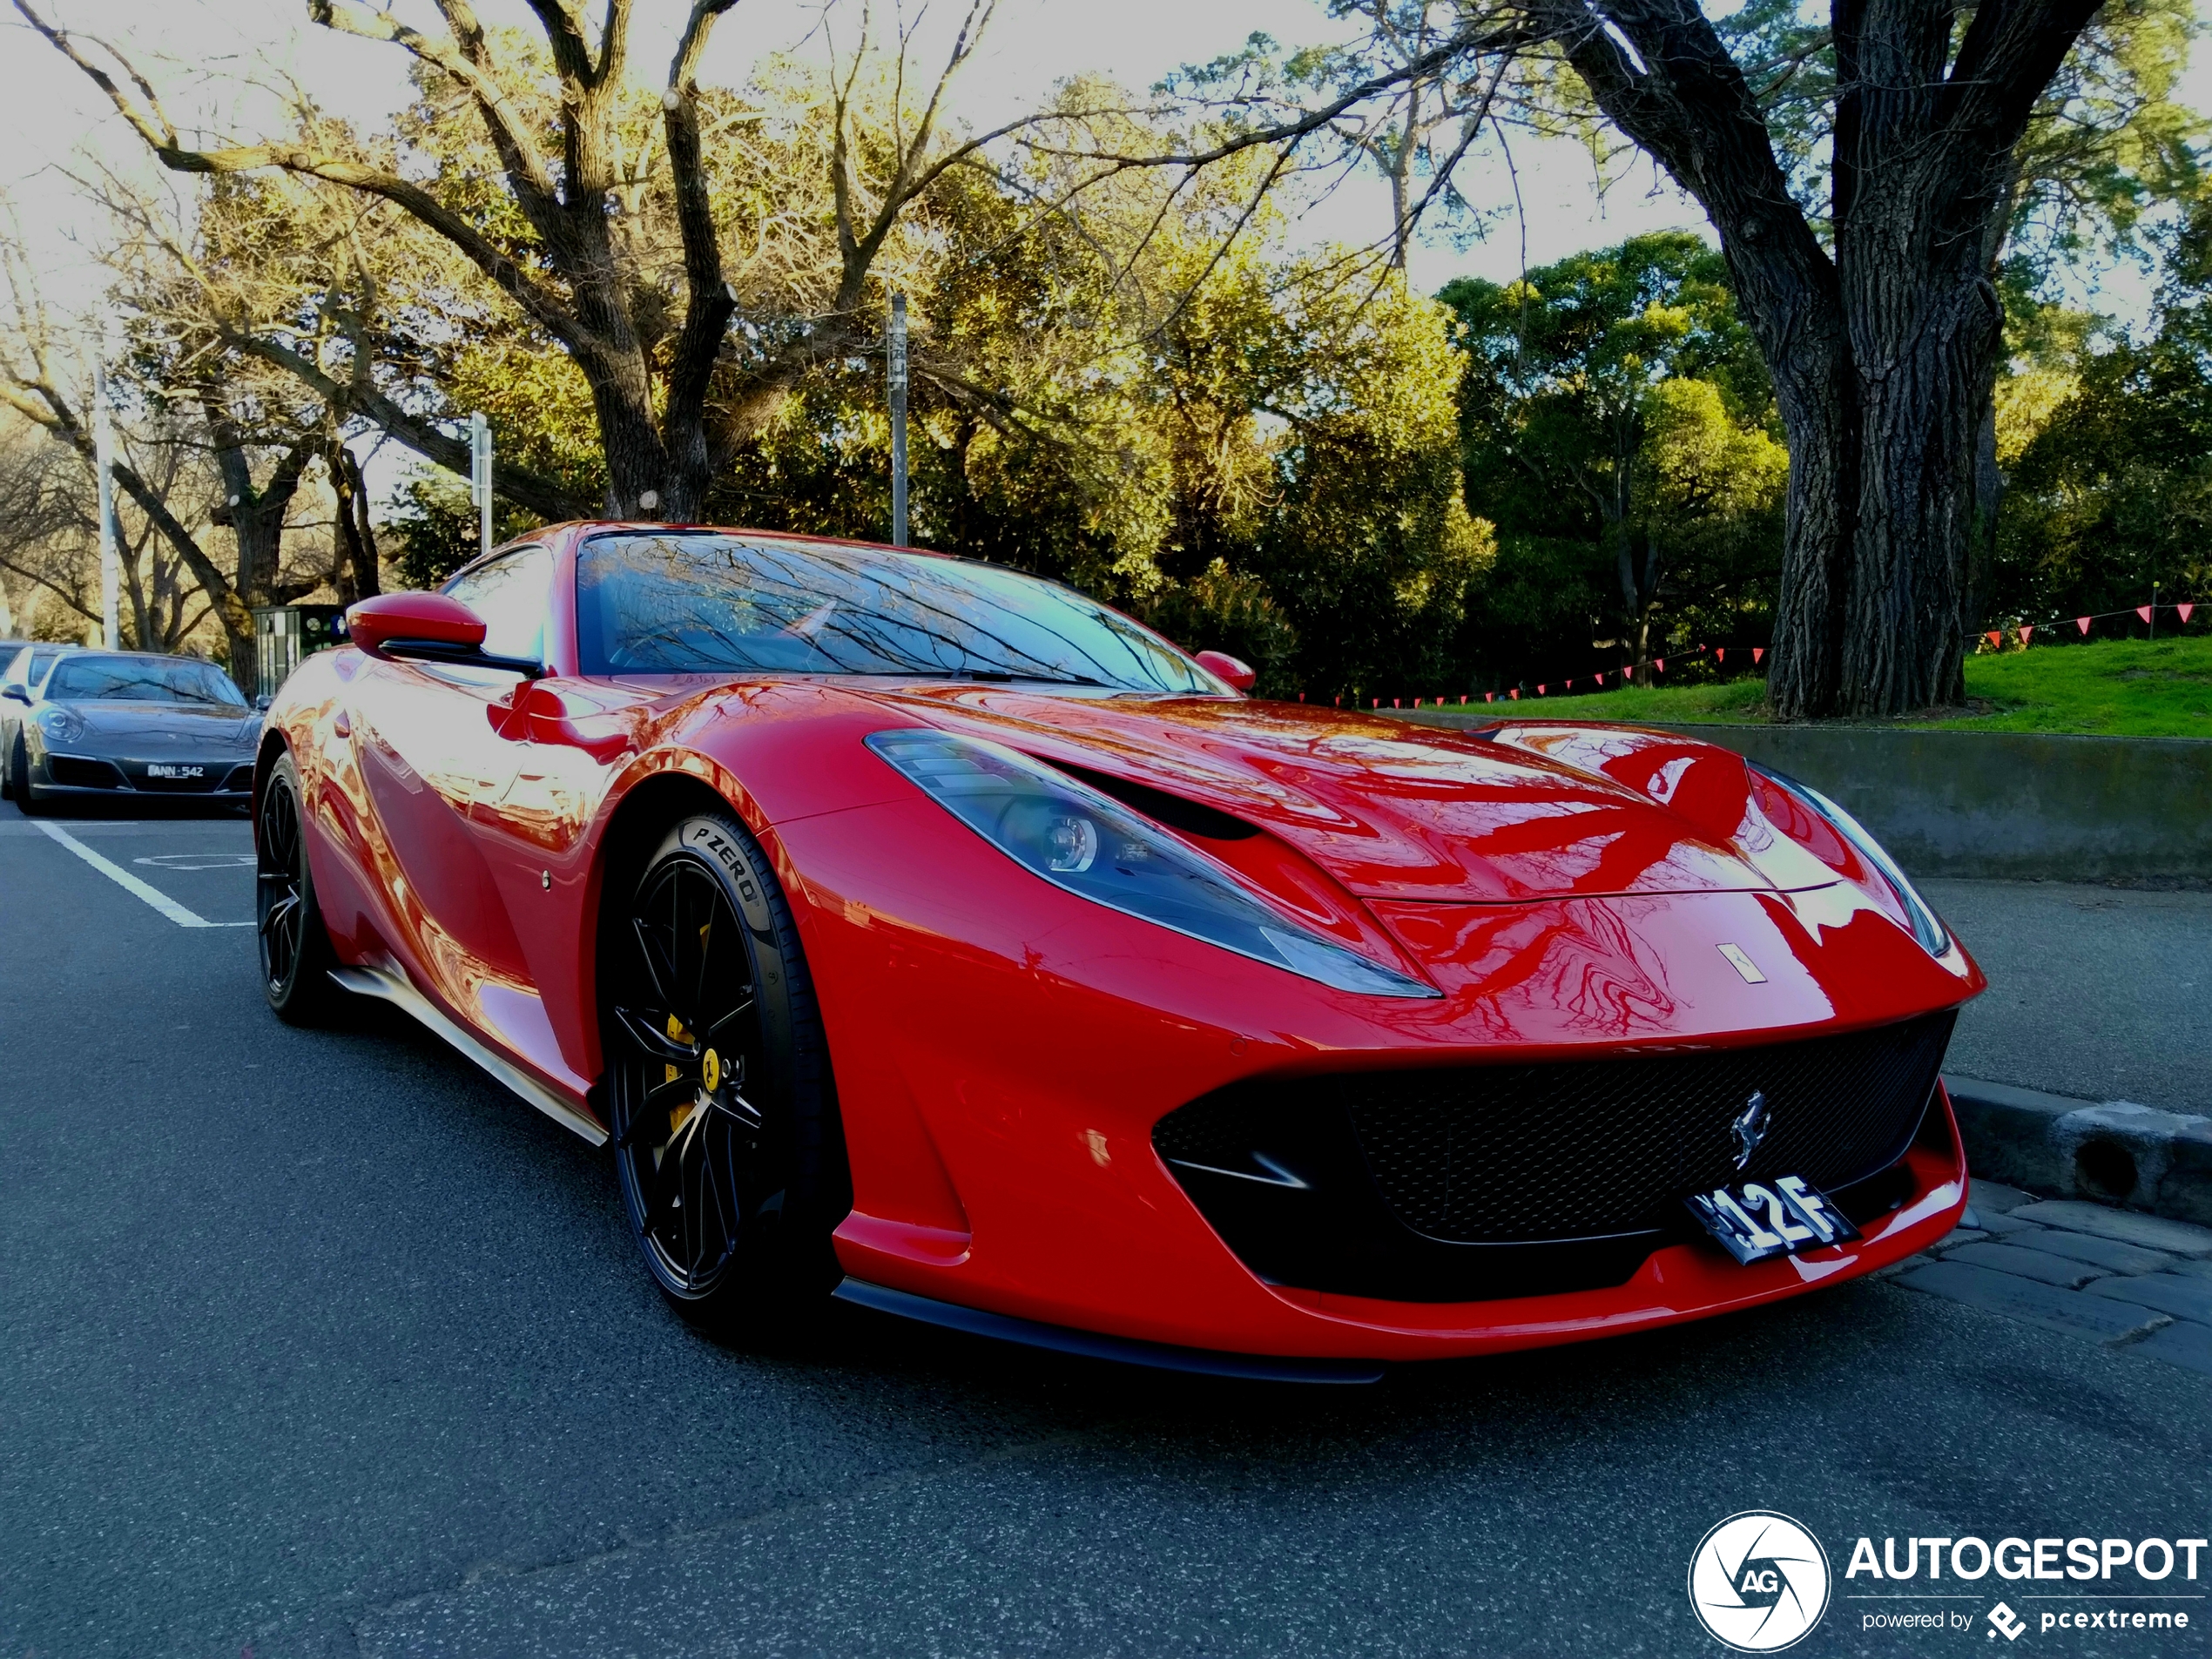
[1946, 1074, 2212, 1228]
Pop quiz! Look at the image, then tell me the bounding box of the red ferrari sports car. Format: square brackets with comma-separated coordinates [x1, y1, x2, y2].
[255, 521, 1982, 1381]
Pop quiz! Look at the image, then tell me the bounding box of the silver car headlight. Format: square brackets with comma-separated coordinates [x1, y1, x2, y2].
[867, 728, 1440, 998]
[34, 705, 82, 745]
[1755, 765, 1950, 957]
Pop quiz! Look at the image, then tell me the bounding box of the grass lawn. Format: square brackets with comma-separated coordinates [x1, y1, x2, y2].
[1461, 633, 2212, 738]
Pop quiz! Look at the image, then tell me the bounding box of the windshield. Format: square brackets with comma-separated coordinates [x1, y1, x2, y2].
[47, 657, 246, 707]
[576, 532, 1215, 694]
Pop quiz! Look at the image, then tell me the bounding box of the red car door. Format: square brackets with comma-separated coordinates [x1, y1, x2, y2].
[343, 546, 556, 1049]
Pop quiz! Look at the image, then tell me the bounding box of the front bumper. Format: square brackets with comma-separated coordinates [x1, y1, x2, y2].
[32, 749, 254, 799]
[779, 798, 1978, 1365]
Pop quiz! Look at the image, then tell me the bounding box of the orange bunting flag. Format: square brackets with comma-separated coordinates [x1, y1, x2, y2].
[1372, 698, 1379, 709]
[1537, 685, 1547, 695]
[2020, 625, 2033, 646]
[1509, 688, 1520, 700]
[2138, 605, 2155, 624]
[1655, 658, 1664, 672]
[1460, 693, 1469, 705]
[1986, 631, 2001, 649]
[2181, 604, 2195, 624]
[1715, 648, 1725, 664]
[2076, 617, 2092, 634]
[1393, 698, 1401, 708]
[1752, 647, 1764, 664]
[1622, 665, 1633, 680]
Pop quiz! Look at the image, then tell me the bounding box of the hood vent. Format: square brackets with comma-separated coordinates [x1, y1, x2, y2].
[1044, 759, 1260, 842]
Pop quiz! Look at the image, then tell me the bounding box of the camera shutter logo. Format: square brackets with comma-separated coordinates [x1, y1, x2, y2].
[1688, 1511, 1831, 1651]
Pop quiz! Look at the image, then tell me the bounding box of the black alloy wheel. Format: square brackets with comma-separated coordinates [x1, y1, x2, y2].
[605, 813, 847, 1333]
[256, 752, 338, 1022]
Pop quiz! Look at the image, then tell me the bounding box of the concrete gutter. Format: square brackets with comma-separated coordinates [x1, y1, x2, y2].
[1946, 1075, 2212, 1227]
[1393, 713, 2212, 882]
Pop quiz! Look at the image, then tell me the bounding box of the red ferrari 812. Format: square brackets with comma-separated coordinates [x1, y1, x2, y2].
[254, 522, 1983, 1381]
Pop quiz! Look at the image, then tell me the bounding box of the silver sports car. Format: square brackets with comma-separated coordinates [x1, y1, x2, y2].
[6, 651, 260, 813]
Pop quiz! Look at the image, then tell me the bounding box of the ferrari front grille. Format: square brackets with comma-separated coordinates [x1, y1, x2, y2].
[1340, 1012, 1956, 1242]
[1150, 1011, 1956, 1301]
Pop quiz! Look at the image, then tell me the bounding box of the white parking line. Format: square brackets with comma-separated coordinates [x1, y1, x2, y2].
[33, 820, 255, 928]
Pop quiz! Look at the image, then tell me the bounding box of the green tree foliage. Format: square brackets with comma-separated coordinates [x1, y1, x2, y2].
[1440, 233, 1785, 687]
[379, 78, 1490, 700]
[1993, 199, 2212, 624]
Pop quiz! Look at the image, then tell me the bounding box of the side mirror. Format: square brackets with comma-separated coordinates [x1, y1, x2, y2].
[346, 591, 543, 678]
[1195, 650, 1257, 693]
[1, 683, 27, 704]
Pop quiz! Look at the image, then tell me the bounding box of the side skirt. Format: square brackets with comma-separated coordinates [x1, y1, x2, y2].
[328, 965, 609, 1148]
[833, 1278, 1385, 1386]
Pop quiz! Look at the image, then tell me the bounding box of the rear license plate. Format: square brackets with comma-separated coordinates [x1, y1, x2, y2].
[1686, 1175, 1861, 1264]
[146, 764, 205, 779]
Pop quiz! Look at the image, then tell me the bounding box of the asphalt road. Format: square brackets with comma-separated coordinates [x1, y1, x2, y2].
[2, 813, 2206, 1659]
[1925, 879, 2212, 1116]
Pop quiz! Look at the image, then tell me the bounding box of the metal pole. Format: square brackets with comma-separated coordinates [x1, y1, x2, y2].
[2149, 580, 2159, 642]
[469, 411, 493, 559]
[93, 350, 119, 649]
[887, 293, 908, 547]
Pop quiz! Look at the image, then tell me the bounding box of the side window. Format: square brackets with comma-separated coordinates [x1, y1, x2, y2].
[444, 546, 554, 664]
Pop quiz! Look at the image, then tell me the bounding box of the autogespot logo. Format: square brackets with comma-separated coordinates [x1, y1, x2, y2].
[1689, 1511, 1832, 1652]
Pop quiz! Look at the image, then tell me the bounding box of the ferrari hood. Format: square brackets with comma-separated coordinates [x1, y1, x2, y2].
[866, 688, 1784, 904]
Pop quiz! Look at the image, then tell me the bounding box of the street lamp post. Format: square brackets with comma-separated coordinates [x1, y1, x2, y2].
[887, 293, 908, 548]
[469, 411, 494, 560]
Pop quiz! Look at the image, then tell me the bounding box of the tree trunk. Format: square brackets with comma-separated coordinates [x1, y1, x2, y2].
[1529, 0, 2099, 720]
[1954, 383, 2004, 703]
[1760, 274, 1996, 719]
[329, 442, 381, 604]
[1618, 528, 1661, 665]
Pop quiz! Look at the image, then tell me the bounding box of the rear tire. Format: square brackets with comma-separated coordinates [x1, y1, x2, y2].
[602, 812, 849, 1339]
[256, 752, 340, 1023]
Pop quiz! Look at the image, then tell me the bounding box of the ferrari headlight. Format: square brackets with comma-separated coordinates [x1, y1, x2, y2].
[1755, 765, 1950, 957]
[868, 728, 1440, 998]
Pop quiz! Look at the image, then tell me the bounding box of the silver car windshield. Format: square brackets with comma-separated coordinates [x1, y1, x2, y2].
[576, 532, 1213, 693]
[47, 658, 246, 707]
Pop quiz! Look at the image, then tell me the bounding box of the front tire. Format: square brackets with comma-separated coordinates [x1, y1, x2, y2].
[13, 734, 44, 816]
[603, 813, 848, 1337]
[256, 752, 340, 1022]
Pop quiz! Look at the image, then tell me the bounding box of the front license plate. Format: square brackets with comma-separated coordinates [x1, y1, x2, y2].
[146, 764, 205, 779]
[1686, 1175, 1862, 1264]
